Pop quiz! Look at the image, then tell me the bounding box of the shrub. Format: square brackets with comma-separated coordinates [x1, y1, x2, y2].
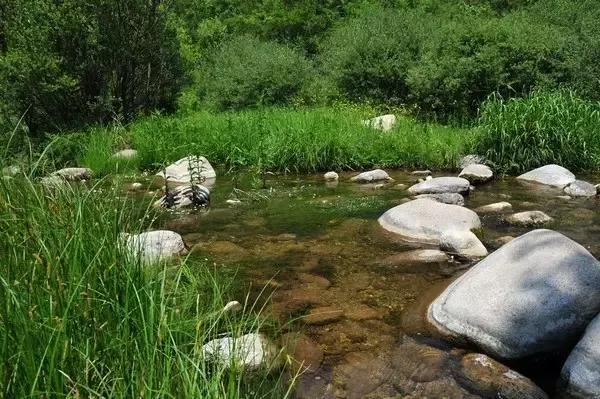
[476, 90, 600, 173]
[202, 35, 314, 110]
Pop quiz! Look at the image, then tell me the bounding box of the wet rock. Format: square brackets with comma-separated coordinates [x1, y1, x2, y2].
[459, 164, 493, 184]
[304, 306, 344, 325]
[223, 301, 243, 313]
[459, 154, 485, 169]
[412, 170, 432, 176]
[560, 313, 600, 399]
[345, 305, 386, 321]
[2, 165, 21, 176]
[202, 333, 280, 370]
[276, 289, 326, 316]
[51, 167, 92, 181]
[381, 249, 450, 266]
[440, 230, 488, 260]
[324, 171, 339, 181]
[156, 156, 216, 185]
[429, 229, 600, 359]
[362, 114, 396, 132]
[226, 199, 241, 205]
[564, 180, 597, 197]
[408, 177, 470, 195]
[415, 193, 465, 206]
[112, 149, 138, 159]
[474, 202, 512, 214]
[350, 169, 392, 183]
[505, 211, 553, 227]
[282, 333, 323, 373]
[125, 230, 185, 263]
[298, 273, 331, 289]
[459, 353, 548, 399]
[517, 164, 576, 187]
[153, 184, 210, 209]
[378, 199, 481, 245]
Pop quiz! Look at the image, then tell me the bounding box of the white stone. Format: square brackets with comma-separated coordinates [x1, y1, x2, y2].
[112, 149, 138, 159]
[415, 193, 464, 206]
[474, 202, 513, 214]
[408, 177, 470, 195]
[362, 114, 396, 132]
[564, 180, 597, 197]
[429, 229, 600, 359]
[51, 167, 92, 181]
[459, 154, 485, 169]
[125, 230, 185, 263]
[517, 164, 576, 187]
[440, 230, 488, 259]
[130, 182, 143, 190]
[459, 164, 493, 184]
[223, 301, 243, 313]
[2, 165, 21, 176]
[202, 333, 280, 370]
[156, 156, 216, 185]
[350, 169, 391, 183]
[505, 211, 553, 227]
[324, 171, 339, 181]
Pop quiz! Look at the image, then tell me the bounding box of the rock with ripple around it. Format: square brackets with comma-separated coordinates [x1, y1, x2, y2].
[517, 164, 575, 187]
[408, 177, 470, 195]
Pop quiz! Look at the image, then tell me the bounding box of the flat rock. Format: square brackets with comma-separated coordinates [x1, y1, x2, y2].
[282, 333, 323, 373]
[324, 171, 339, 181]
[560, 313, 600, 398]
[428, 229, 600, 359]
[474, 202, 512, 214]
[564, 180, 597, 197]
[440, 230, 488, 259]
[408, 177, 470, 195]
[378, 199, 481, 245]
[362, 114, 396, 132]
[416, 193, 465, 206]
[505, 211, 553, 227]
[350, 169, 391, 183]
[125, 230, 185, 263]
[304, 306, 344, 325]
[381, 249, 450, 266]
[51, 167, 92, 181]
[156, 156, 216, 185]
[517, 164, 576, 187]
[459, 164, 493, 184]
[202, 333, 280, 370]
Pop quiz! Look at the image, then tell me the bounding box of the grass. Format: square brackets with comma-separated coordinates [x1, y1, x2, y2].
[74, 106, 474, 175]
[0, 176, 292, 398]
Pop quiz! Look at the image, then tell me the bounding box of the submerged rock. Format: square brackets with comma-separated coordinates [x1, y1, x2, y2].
[156, 156, 216, 185]
[428, 229, 600, 359]
[324, 171, 339, 181]
[282, 333, 323, 374]
[517, 164, 576, 187]
[412, 169, 432, 176]
[440, 230, 488, 260]
[350, 169, 392, 183]
[474, 202, 512, 214]
[303, 306, 344, 325]
[416, 193, 465, 206]
[459, 164, 493, 184]
[560, 313, 600, 399]
[51, 167, 92, 181]
[381, 249, 450, 266]
[202, 333, 280, 370]
[362, 114, 396, 132]
[408, 177, 470, 195]
[378, 198, 481, 245]
[505, 211, 553, 227]
[125, 230, 185, 263]
[564, 180, 597, 197]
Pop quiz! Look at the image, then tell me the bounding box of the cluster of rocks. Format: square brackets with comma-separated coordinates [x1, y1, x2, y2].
[517, 164, 597, 197]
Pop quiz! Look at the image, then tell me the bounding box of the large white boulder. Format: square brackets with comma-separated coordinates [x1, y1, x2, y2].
[350, 169, 391, 183]
[517, 164, 576, 187]
[408, 177, 470, 195]
[156, 156, 216, 185]
[564, 180, 597, 197]
[428, 229, 600, 359]
[378, 198, 481, 245]
[202, 333, 280, 370]
[362, 114, 396, 132]
[459, 164, 493, 184]
[125, 230, 185, 263]
[560, 314, 600, 398]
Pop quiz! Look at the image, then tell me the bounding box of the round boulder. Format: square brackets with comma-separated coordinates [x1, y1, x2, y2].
[428, 229, 600, 359]
[459, 164, 493, 184]
[408, 177, 470, 195]
[564, 180, 597, 197]
[517, 164, 576, 187]
[156, 156, 216, 186]
[350, 169, 391, 183]
[125, 230, 185, 263]
[324, 171, 339, 181]
[202, 333, 280, 371]
[474, 202, 512, 214]
[505, 211, 553, 227]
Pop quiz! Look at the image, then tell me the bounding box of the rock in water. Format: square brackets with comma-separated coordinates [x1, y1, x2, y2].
[560, 314, 600, 398]
[324, 171, 339, 181]
[564, 180, 597, 197]
[378, 198, 481, 245]
[428, 229, 600, 359]
[350, 169, 391, 183]
[153, 184, 210, 209]
[51, 167, 92, 181]
[440, 230, 488, 260]
[517, 164, 576, 187]
[459, 154, 485, 169]
[125, 230, 185, 263]
[415, 193, 465, 206]
[156, 156, 216, 185]
[474, 202, 512, 214]
[202, 333, 280, 370]
[408, 177, 471, 195]
[505, 211, 552, 227]
[362, 114, 396, 132]
[459, 164, 493, 184]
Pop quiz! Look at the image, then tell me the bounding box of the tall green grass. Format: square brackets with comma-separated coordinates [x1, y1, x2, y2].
[0, 176, 290, 398]
[77, 106, 473, 174]
[477, 90, 600, 174]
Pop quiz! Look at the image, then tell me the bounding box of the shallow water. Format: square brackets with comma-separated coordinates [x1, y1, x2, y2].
[144, 170, 600, 398]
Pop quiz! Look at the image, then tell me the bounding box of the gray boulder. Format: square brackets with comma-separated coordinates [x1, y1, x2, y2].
[459, 164, 493, 184]
[474, 202, 512, 214]
[350, 169, 391, 183]
[125, 230, 185, 263]
[440, 230, 488, 259]
[459, 154, 485, 169]
[564, 180, 597, 197]
[408, 177, 470, 195]
[560, 314, 600, 399]
[378, 198, 481, 245]
[517, 164, 576, 187]
[429, 229, 600, 359]
[51, 167, 92, 181]
[202, 333, 280, 370]
[156, 156, 216, 186]
[362, 114, 396, 132]
[505, 211, 553, 227]
[415, 193, 465, 206]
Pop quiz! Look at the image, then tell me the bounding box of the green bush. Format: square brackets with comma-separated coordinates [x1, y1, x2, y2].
[476, 90, 600, 173]
[202, 35, 314, 110]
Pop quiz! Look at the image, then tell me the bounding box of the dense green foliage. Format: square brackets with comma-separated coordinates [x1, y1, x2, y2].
[477, 91, 600, 173]
[0, 177, 288, 398]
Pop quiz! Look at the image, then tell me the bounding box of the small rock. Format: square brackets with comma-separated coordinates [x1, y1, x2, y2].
[51, 167, 92, 181]
[223, 301, 243, 313]
[474, 202, 512, 214]
[298, 273, 331, 289]
[226, 199, 242, 205]
[440, 230, 488, 260]
[564, 180, 597, 197]
[304, 306, 344, 325]
[415, 193, 464, 206]
[459, 154, 485, 169]
[493, 236, 515, 246]
[345, 305, 386, 321]
[282, 333, 323, 373]
[130, 182, 143, 190]
[408, 177, 470, 195]
[362, 114, 396, 132]
[125, 230, 185, 263]
[459, 164, 493, 184]
[202, 333, 280, 370]
[505, 211, 553, 227]
[517, 164, 575, 187]
[394, 183, 407, 190]
[112, 149, 138, 159]
[381, 249, 450, 266]
[2, 165, 21, 176]
[412, 170, 432, 176]
[324, 171, 339, 181]
[350, 169, 392, 183]
[557, 195, 572, 200]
